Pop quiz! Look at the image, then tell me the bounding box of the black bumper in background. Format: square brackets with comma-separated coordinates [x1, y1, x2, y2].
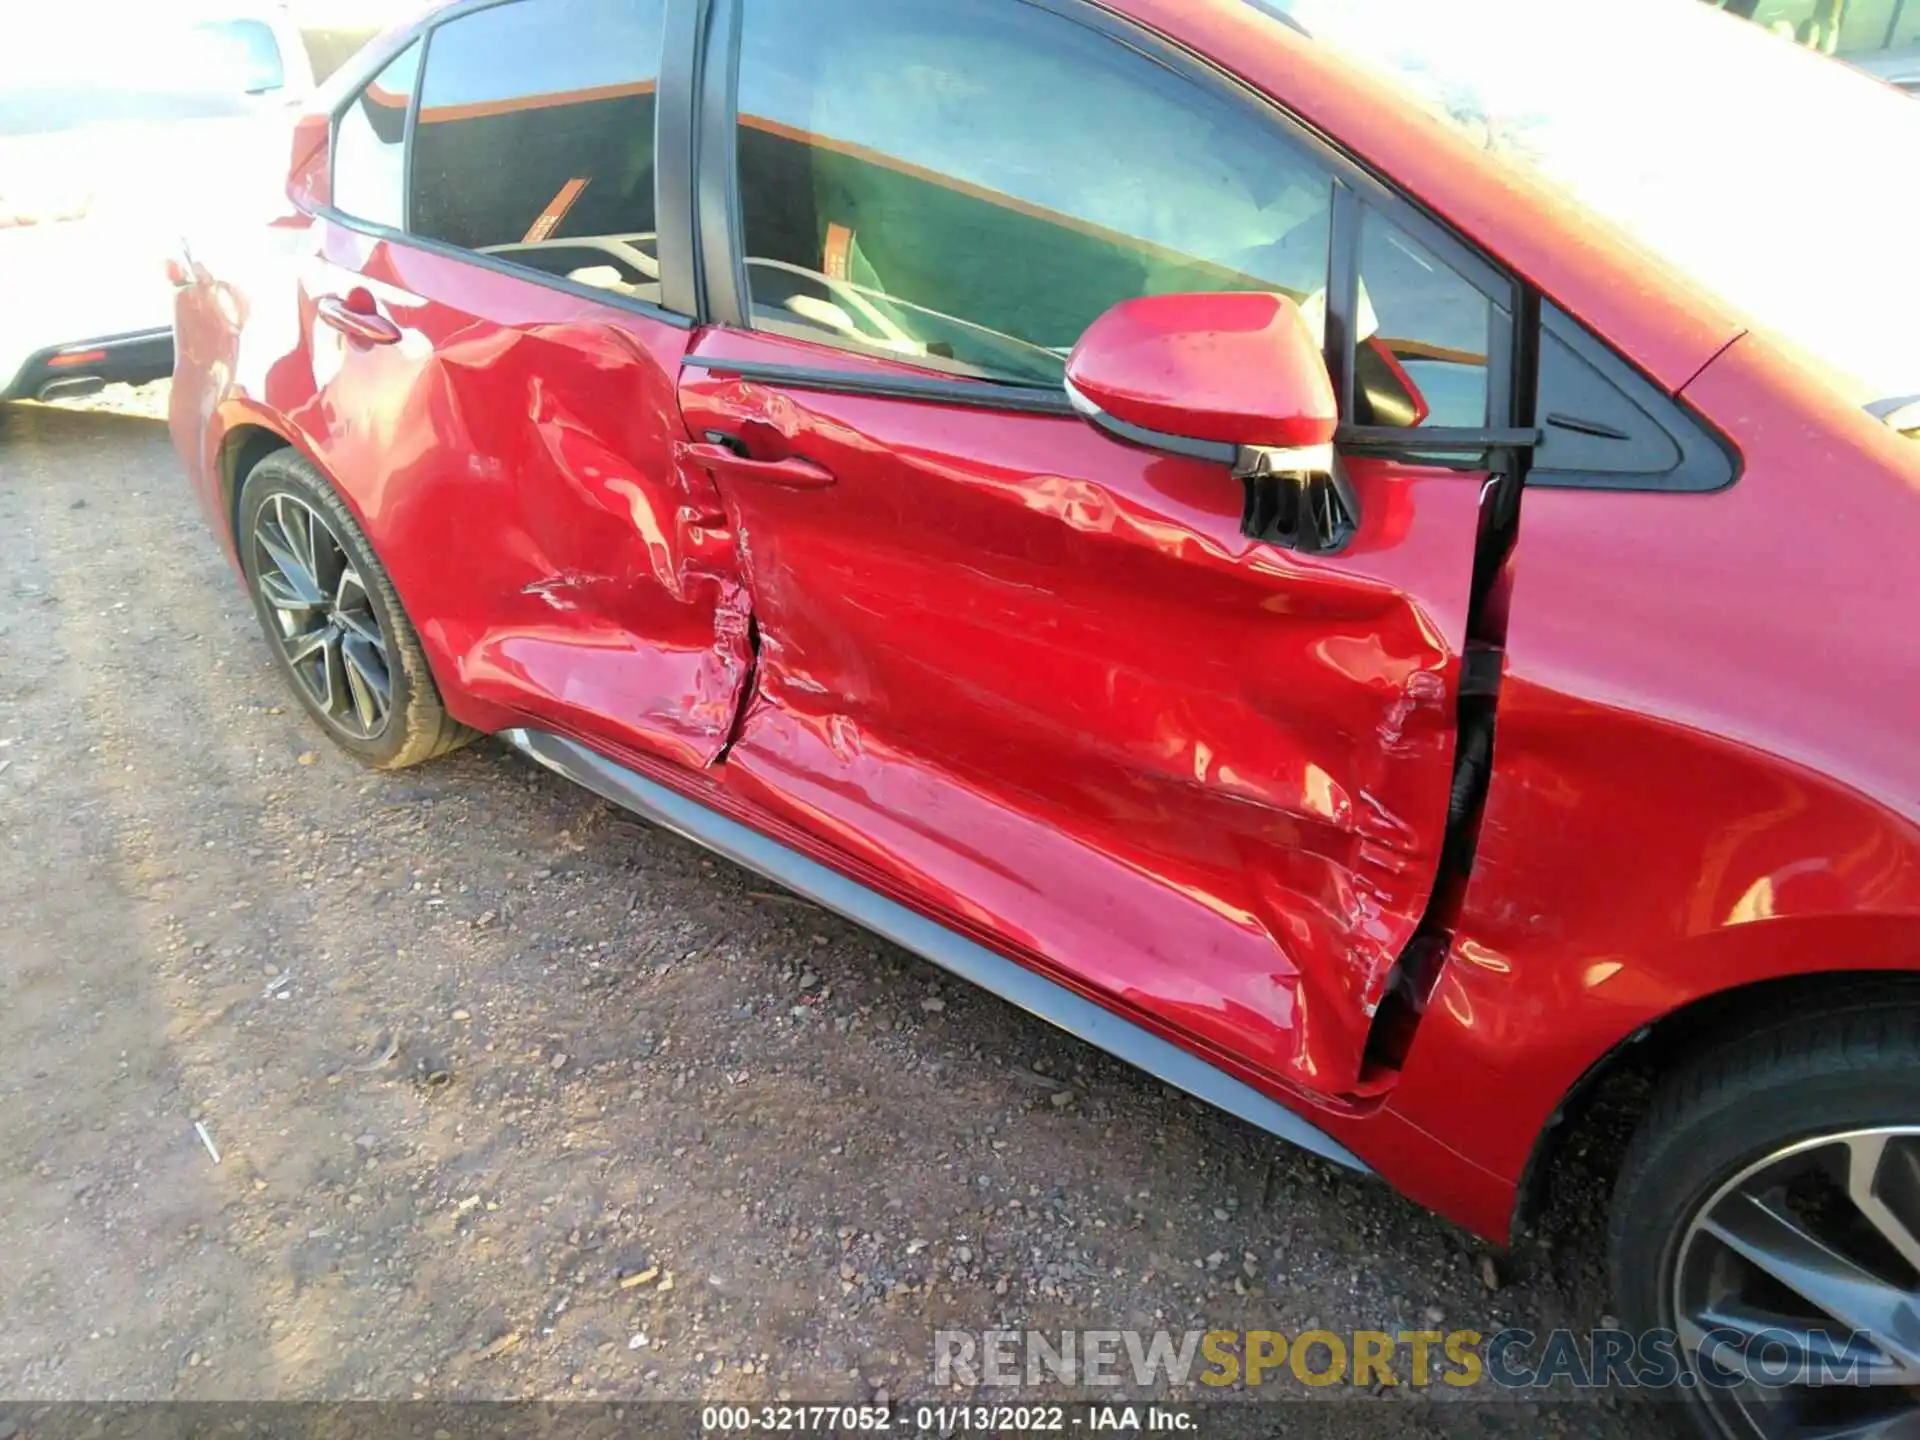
[3, 329, 175, 402]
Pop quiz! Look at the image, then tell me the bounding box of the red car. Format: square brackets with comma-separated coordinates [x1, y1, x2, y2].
[170, 0, 1920, 1428]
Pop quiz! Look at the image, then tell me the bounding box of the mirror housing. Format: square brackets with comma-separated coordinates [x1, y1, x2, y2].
[1065, 292, 1354, 552]
[1064, 291, 1336, 454]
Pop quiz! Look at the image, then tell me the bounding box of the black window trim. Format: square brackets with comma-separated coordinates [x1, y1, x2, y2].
[691, 0, 1523, 450]
[310, 0, 698, 331]
[401, 24, 429, 235]
[682, 356, 1082, 416]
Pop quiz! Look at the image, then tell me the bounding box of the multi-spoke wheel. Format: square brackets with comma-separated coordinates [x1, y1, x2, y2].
[237, 451, 474, 768]
[253, 492, 393, 739]
[1614, 1004, 1920, 1440]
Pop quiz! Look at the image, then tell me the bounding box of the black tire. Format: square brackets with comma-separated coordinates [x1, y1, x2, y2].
[238, 451, 474, 769]
[1611, 1001, 1920, 1438]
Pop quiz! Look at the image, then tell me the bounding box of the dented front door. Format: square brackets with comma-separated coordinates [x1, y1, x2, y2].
[677, 330, 1482, 1099]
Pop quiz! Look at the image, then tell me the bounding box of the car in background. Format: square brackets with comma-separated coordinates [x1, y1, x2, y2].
[172, 0, 1918, 1432]
[0, 2, 314, 404]
[1704, 0, 1920, 92]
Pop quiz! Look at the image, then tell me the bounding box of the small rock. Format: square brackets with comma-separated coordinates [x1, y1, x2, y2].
[628, 1333, 649, 1350]
[657, 1271, 675, 1293]
[921, 997, 945, 1013]
[452, 1009, 471, 1021]
[798, 970, 819, 989]
[1424, 1306, 1446, 1326]
[550, 1052, 568, 1070]
[1480, 1255, 1503, 1291]
[1049, 1090, 1075, 1108]
[297, 751, 318, 766]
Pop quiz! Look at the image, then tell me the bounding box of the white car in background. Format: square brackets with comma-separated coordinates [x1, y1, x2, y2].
[0, 2, 313, 404]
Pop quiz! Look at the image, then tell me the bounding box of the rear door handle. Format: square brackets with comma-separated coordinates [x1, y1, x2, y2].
[315, 294, 401, 345]
[678, 440, 835, 489]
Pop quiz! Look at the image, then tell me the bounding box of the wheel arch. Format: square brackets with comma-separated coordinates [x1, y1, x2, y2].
[212, 409, 389, 575]
[218, 421, 298, 549]
[212, 412, 515, 738]
[1515, 951, 1920, 1240]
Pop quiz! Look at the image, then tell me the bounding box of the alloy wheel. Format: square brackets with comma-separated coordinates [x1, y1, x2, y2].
[251, 493, 393, 740]
[1674, 1126, 1920, 1437]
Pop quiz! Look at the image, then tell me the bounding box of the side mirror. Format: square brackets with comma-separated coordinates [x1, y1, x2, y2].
[1064, 292, 1354, 551]
[1065, 291, 1335, 451]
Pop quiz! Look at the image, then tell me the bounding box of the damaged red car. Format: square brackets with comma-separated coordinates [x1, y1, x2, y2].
[170, 0, 1920, 1429]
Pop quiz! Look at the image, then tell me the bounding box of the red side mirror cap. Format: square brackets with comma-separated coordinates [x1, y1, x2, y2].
[1065, 291, 1336, 453]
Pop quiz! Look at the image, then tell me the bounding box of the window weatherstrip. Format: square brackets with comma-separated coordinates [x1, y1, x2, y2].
[1338, 424, 1538, 452]
[656, 0, 707, 318]
[681, 358, 1550, 457]
[306, 207, 697, 328]
[684, 356, 1078, 415]
[695, 0, 748, 328]
[401, 29, 428, 234]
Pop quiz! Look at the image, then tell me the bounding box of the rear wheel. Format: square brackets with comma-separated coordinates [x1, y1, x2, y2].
[1611, 1005, 1920, 1438]
[238, 451, 474, 768]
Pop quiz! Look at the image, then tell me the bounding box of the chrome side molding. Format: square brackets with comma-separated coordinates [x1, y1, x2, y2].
[498, 727, 1372, 1174]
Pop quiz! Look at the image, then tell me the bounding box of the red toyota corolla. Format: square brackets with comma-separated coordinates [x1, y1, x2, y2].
[170, 0, 1920, 1427]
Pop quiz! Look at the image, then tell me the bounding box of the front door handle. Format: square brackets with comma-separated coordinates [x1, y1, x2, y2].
[678, 440, 836, 490]
[315, 294, 401, 346]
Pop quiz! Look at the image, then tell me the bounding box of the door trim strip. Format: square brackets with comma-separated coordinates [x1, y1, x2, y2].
[498, 726, 1372, 1174]
[683, 355, 1080, 416]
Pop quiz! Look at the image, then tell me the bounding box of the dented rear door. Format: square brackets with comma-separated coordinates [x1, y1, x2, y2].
[299, 0, 753, 770]
[308, 234, 751, 769]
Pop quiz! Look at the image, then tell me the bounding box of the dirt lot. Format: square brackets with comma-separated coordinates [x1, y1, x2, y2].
[0, 387, 1667, 1433]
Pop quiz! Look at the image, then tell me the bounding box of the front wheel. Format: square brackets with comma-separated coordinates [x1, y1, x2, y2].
[238, 451, 474, 769]
[1611, 1004, 1920, 1438]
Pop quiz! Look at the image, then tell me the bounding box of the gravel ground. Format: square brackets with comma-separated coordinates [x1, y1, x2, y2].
[0, 385, 1672, 1434]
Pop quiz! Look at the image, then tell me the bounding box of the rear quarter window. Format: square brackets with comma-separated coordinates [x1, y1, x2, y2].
[331, 42, 420, 230]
